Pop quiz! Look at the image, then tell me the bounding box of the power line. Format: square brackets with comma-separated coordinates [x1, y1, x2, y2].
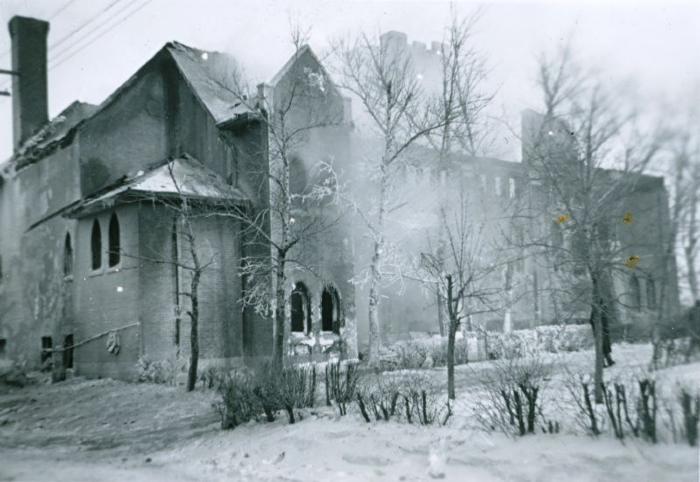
[49, 0, 154, 72]
[49, 0, 143, 68]
[50, 0, 126, 51]
[47, 0, 80, 21]
[1, 0, 153, 91]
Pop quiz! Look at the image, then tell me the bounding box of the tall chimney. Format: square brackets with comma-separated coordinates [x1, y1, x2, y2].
[9, 16, 49, 151]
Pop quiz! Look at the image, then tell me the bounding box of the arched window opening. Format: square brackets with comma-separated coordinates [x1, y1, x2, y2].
[108, 213, 120, 267]
[91, 220, 102, 270]
[290, 282, 311, 334]
[289, 156, 308, 196]
[321, 286, 341, 334]
[647, 277, 657, 310]
[63, 233, 73, 277]
[630, 274, 641, 311]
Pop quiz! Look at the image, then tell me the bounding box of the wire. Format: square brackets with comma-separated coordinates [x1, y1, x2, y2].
[49, 0, 153, 71]
[49, 0, 143, 68]
[47, 0, 80, 21]
[0, 0, 152, 91]
[50, 0, 125, 51]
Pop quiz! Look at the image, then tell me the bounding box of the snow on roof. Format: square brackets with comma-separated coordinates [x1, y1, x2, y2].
[67, 155, 248, 217]
[8, 101, 98, 169]
[167, 42, 254, 125]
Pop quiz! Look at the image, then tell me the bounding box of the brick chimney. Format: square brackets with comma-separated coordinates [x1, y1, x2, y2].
[9, 16, 49, 151]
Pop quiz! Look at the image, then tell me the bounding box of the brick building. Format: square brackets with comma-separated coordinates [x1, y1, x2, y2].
[0, 16, 356, 378]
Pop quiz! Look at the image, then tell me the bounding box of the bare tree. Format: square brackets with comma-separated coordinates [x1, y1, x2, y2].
[209, 24, 346, 369]
[425, 8, 495, 334]
[520, 43, 664, 403]
[420, 195, 503, 399]
[332, 32, 448, 362]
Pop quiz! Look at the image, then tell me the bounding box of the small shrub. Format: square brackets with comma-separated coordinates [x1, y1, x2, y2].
[136, 357, 175, 385]
[325, 361, 359, 415]
[356, 374, 451, 426]
[679, 387, 699, 447]
[215, 371, 261, 429]
[474, 350, 551, 436]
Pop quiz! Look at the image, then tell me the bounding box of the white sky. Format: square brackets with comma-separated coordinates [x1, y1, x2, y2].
[0, 0, 699, 161]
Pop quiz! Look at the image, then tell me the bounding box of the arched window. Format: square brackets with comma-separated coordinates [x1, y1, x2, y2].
[290, 282, 311, 334]
[647, 276, 657, 310]
[91, 220, 102, 270]
[630, 274, 641, 310]
[63, 233, 73, 277]
[108, 213, 120, 267]
[321, 286, 341, 334]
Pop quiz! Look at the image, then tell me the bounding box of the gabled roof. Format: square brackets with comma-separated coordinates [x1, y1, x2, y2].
[65, 154, 248, 218]
[6, 101, 98, 170]
[166, 41, 255, 125]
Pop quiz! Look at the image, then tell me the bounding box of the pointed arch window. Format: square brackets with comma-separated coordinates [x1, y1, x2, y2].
[108, 213, 120, 267]
[630, 274, 641, 311]
[290, 282, 311, 334]
[91, 220, 102, 270]
[321, 286, 341, 334]
[646, 276, 657, 310]
[63, 232, 73, 277]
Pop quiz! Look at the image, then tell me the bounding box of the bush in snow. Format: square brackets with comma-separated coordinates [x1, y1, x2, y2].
[474, 349, 553, 436]
[325, 360, 360, 415]
[356, 373, 451, 425]
[215, 363, 318, 429]
[136, 356, 176, 385]
[679, 387, 699, 447]
[377, 336, 470, 371]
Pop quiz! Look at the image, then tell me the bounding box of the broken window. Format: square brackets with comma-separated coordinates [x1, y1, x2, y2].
[41, 336, 52, 370]
[290, 282, 311, 334]
[108, 213, 120, 267]
[0, 339, 6, 358]
[63, 232, 73, 277]
[91, 219, 102, 270]
[63, 334, 74, 369]
[321, 286, 341, 334]
[629, 275, 641, 311]
[646, 277, 657, 310]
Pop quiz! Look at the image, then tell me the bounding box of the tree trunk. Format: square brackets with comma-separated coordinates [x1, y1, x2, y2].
[591, 275, 604, 404]
[437, 287, 445, 337]
[447, 316, 457, 400]
[186, 270, 201, 392]
[367, 167, 387, 363]
[272, 251, 286, 370]
[446, 275, 456, 400]
[367, 240, 382, 363]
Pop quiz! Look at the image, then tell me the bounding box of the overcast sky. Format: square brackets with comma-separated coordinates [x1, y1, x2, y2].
[0, 0, 698, 161]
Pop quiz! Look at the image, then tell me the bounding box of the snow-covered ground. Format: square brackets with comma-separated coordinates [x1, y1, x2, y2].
[0, 343, 698, 482]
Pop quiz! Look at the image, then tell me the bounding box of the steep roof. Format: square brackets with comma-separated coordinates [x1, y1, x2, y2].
[65, 154, 248, 218]
[166, 41, 254, 125]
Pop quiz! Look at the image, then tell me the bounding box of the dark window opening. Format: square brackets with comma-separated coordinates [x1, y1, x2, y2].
[41, 336, 52, 370]
[630, 275, 641, 311]
[108, 213, 120, 267]
[63, 335, 74, 369]
[63, 233, 73, 277]
[321, 286, 341, 334]
[91, 220, 102, 270]
[647, 277, 657, 310]
[290, 282, 311, 334]
[0, 339, 6, 358]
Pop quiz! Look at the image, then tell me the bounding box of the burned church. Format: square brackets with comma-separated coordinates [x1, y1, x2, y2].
[0, 16, 356, 378]
[0, 18, 682, 379]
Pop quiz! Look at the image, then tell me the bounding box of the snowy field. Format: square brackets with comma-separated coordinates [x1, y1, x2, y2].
[0, 343, 698, 482]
